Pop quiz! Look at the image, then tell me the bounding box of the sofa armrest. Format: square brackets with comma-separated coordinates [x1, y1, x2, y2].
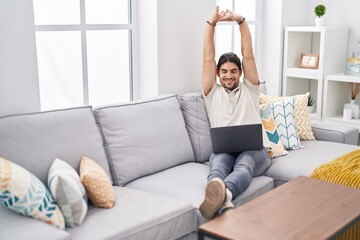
[311, 120, 359, 145]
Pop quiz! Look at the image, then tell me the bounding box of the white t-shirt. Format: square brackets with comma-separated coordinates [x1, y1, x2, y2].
[203, 78, 271, 149]
[203, 78, 261, 128]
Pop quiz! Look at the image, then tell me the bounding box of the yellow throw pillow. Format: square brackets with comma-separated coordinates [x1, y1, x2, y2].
[260, 92, 315, 140]
[80, 157, 116, 208]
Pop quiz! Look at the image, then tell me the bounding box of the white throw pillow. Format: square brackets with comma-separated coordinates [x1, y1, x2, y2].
[48, 158, 88, 227]
[270, 97, 301, 150]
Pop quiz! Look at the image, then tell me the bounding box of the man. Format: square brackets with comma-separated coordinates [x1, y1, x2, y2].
[199, 6, 271, 219]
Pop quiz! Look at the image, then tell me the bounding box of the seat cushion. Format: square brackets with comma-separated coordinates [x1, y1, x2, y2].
[0, 206, 71, 240]
[125, 162, 209, 208]
[0, 106, 111, 185]
[265, 140, 360, 186]
[67, 187, 196, 240]
[126, 162, 274, 224]
[94, 94, 195, 186]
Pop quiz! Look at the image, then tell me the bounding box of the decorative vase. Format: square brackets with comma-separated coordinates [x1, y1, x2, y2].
[315, 17, 324, 27]
[307, 106, 315, 113]
[344, 100, 360, 119]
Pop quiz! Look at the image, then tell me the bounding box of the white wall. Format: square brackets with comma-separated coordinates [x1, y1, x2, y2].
[157, 0, 213, 95]
[0, 0, 40, 116]
[260, 0, 283, 96]
[137, 0, 214, 99]
[136, 0, 159, 99]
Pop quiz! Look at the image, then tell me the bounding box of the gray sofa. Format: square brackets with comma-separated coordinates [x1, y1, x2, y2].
[0, 93, 359, 240]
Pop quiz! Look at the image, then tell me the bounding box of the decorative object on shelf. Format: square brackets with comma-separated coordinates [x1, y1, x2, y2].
[346, 58, 360, 75]
[347, 37, 360, 75]
[350, 82, 360, 100]
[343, 82, 360, 119]
[314, 4, 326, 27]
[353, 52, 360, 59]
[299, 53, 319, 69]
[307, 93, 316, 113]
[343, 108, 352, 120]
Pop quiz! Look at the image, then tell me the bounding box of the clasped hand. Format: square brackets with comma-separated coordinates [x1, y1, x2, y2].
[209, 6, 243, 25]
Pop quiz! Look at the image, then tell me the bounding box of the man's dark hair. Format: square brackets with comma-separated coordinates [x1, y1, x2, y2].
[217, 52, 242, 71]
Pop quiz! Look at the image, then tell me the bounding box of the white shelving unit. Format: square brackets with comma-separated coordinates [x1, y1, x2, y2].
[282, 26, 349, 120]
[324, 72, 360, 131]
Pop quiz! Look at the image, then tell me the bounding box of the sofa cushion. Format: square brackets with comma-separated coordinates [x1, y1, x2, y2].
[126, 162, 209, 208]
[270, 97, 301, 150]
[260, 104, 288, 158]
[311, 120, 359, 145]
[94, 94, 195, 186]
[80, 157, 115, 208]
[0, 206, 71, 240]
[126, 162, 274, 224]
[265, 140, 360, 186]
[48, 158, 88, 227]
[0, 157, 65, 229]
[180, 92, 213, 163]
[67, 187, 196, 240]
[260, 92, 315, 140]
[0, 106, 111, 185]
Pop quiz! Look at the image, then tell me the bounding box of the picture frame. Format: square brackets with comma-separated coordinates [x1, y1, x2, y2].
[299, 53, 319, 69]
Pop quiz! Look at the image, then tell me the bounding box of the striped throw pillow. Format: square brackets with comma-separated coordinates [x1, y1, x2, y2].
[48, 158, 88, 227]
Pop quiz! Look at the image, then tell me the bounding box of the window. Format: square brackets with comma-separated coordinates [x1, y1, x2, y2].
[33, 0, 134, 111]
[215, 0, 259, 63]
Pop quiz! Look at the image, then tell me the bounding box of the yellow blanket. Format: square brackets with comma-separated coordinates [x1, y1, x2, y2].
[311, 149, 360, 240]
[311, 149, 360, 188]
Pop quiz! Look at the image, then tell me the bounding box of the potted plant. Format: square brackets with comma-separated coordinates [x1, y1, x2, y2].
[307, 94, 316, 113]
[314, 4, 326, 27]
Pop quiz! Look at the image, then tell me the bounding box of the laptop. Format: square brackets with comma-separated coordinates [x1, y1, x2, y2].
[210, 123, 263, 154]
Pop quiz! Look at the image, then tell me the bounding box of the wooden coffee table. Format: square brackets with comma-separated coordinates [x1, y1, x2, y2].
[198, 176, 360, 240]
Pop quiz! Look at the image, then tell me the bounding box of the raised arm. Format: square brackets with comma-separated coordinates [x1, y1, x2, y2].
[202, 7, 225, 96]
[225, 10, 259, 85]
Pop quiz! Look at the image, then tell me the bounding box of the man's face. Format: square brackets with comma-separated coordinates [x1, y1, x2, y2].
[218, 62, 241, 91]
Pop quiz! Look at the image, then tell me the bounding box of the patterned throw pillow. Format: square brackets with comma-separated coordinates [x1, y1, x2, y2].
[0, 157, 65, 229]
[260, 92, 315, 140]
[80, 157, 116, 208]
[260, 104, 288, 158]
[48, 158, 88, 227]
[270, 97, 301, 150]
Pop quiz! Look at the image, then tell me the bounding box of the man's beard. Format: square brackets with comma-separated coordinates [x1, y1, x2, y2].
[222, 80, 239, 91]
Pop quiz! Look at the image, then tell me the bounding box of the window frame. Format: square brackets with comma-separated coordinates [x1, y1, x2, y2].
[33, 0, 137, 108]
[215, 0, 262, 71]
